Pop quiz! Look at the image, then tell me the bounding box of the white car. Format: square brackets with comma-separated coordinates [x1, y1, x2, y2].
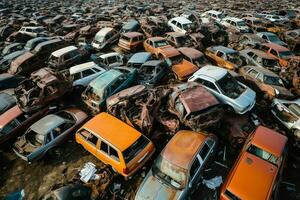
[70, 61, 106, 89]
[188, 65, 256, 114]
[94, 52, 124, 69]
[18, 26, 48, 37]
[220, 17, 251, 33]
[201, 10, 225, 23]
[264, 15, 289, 23]
[168, 17, 193, 34]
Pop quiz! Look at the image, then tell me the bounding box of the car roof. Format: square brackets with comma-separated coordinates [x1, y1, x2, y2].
[142, 60, 162, 66]
[148, 37, 166, 42]
[242, 48, 276, 59]
[122, 32, 143, 38]
[261, 42, 289, 51]
[193, 65, 228, 81]
[128, 52, 151, 63]
[31, 114, 65, 134]
[243, 65, 278, 77]
[96, 27, 113, 36]
[178, 47, 203, 59]
[51, 46, 78, 57]
[251, 126, 287, 157]
[82, 112, 142, 151]
[171, 16, 192, 24]
[90, 69, 122, 92]
[257, 32, 276, 36]
[165, 32, 186, 37]
[34, 38, 63, 51]
[99, 52, 120, 59]
[0, 105, 22, 129]
[208, 46, 237, 54]
[226, 152, 278, 200]
[162, 130, 207, 170]
[70, 61, 103, 74]
[223, 17, 244, 22]
[206, 10, 222, 15]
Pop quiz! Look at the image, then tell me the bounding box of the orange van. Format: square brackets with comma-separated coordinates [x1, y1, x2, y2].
[75, 112, 155, 178]
[220, 126, 287, 200]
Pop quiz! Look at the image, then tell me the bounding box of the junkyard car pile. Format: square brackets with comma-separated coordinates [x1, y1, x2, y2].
[0, 0, 300, 199]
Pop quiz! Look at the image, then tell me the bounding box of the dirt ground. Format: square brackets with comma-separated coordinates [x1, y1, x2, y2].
[0, 94, 299, 200]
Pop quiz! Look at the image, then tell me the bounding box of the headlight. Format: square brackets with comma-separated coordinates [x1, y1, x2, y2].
[274, 89, 279, 95]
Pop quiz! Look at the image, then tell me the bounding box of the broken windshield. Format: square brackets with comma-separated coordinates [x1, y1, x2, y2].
[152, 155, 187, 189]
[217, 73, 245, 98]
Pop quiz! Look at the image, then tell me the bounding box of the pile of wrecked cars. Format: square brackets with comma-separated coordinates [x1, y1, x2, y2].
[0, 0, 300, 200]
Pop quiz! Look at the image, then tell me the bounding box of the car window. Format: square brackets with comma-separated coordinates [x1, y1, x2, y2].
[199, 143, 210, 161]
[45, 133, 51, 144]
[73, 72, 82, 81]
[93, 67, 101, 72]
[196, 78, 218, 91]
[109, 147, 119, 162]
[86, 132, 98, 146]
[247, 51, 254, 57]
[248, 69, 259, 78]
[100, 140, 109, 153]
[107, 55, 118, 64]
[64, 53, 71, 61]
[110, 77, 124, 92]
[216, 51, 224, 57]
[82, 69, 95, 77]
[190, 158, 200, 179]
[270, 49, 278, 56]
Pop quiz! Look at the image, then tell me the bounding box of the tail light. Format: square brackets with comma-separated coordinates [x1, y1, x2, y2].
[123, 167, 129, 174]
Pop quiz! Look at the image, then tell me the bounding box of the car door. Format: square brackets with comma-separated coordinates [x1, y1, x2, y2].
[187, 155, 201, 195]
[81, 68, 96, 86]
[97, 140, 121, 171]
[78, 129, 100, 157]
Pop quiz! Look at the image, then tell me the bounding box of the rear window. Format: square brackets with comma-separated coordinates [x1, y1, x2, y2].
[122, 135, 149, 163]
[121, 35, 131, 41]
[247, 144, 278, 165]
[225, 190, 241, 200]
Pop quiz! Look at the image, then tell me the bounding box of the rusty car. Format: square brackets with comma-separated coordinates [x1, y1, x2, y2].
[14, 67, 72, 113]
[13, 108, 88, 161]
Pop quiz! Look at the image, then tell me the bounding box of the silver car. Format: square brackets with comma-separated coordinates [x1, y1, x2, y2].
[271, 98, 300, 146]
[135, 130, 217, 200]
[13, 108, 88, 162]
[188, 65, 256, 114]
[240, 48, 281, 72]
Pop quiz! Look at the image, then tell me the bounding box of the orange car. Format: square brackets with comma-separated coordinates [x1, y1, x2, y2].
[144, 37, 198, 80]
[118, 32, 144, 52]
[75, 112, 155, 179]
[220, 126, 287, 200]
[260, 43, 300, 68]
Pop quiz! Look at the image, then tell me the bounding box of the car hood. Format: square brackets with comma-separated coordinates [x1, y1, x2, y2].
[172, 60, 198, 79]
[136, 173, 180, 200]
[235, 86, 256, 108]
[273, 85, 294, 98]
[14, 136, 37, 156]
[158, 46, 178, 58]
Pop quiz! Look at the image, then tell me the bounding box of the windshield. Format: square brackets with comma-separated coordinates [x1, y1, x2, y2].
[253, 20, 263, 25]
[84, 86, 102, 102]
[268, 35, 280, 42]
[169, 54, 183, 65]
[278, 51, 293, 58]
[227, 53, 245, 67]
[175, 36, 187, 46]
[217, 73, 245, 98]
[217, 13, 225, 19]
[247, 144, 278, 166]
[154, 40, 169, 48]
[26, 129, 44, 146]
[262, 58, 278, 67]
[123, 135, 149, 163]
[152, 155, 187, 189]
[182, 23, 192, 31]
[95, 34, 105, 43]
[237, 21, 246, 26]
[263, 75, 282, 86]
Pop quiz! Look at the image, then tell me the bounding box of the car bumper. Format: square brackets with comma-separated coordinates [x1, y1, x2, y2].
[13, 147, 29, 162]
[236, 100, 256, 115]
